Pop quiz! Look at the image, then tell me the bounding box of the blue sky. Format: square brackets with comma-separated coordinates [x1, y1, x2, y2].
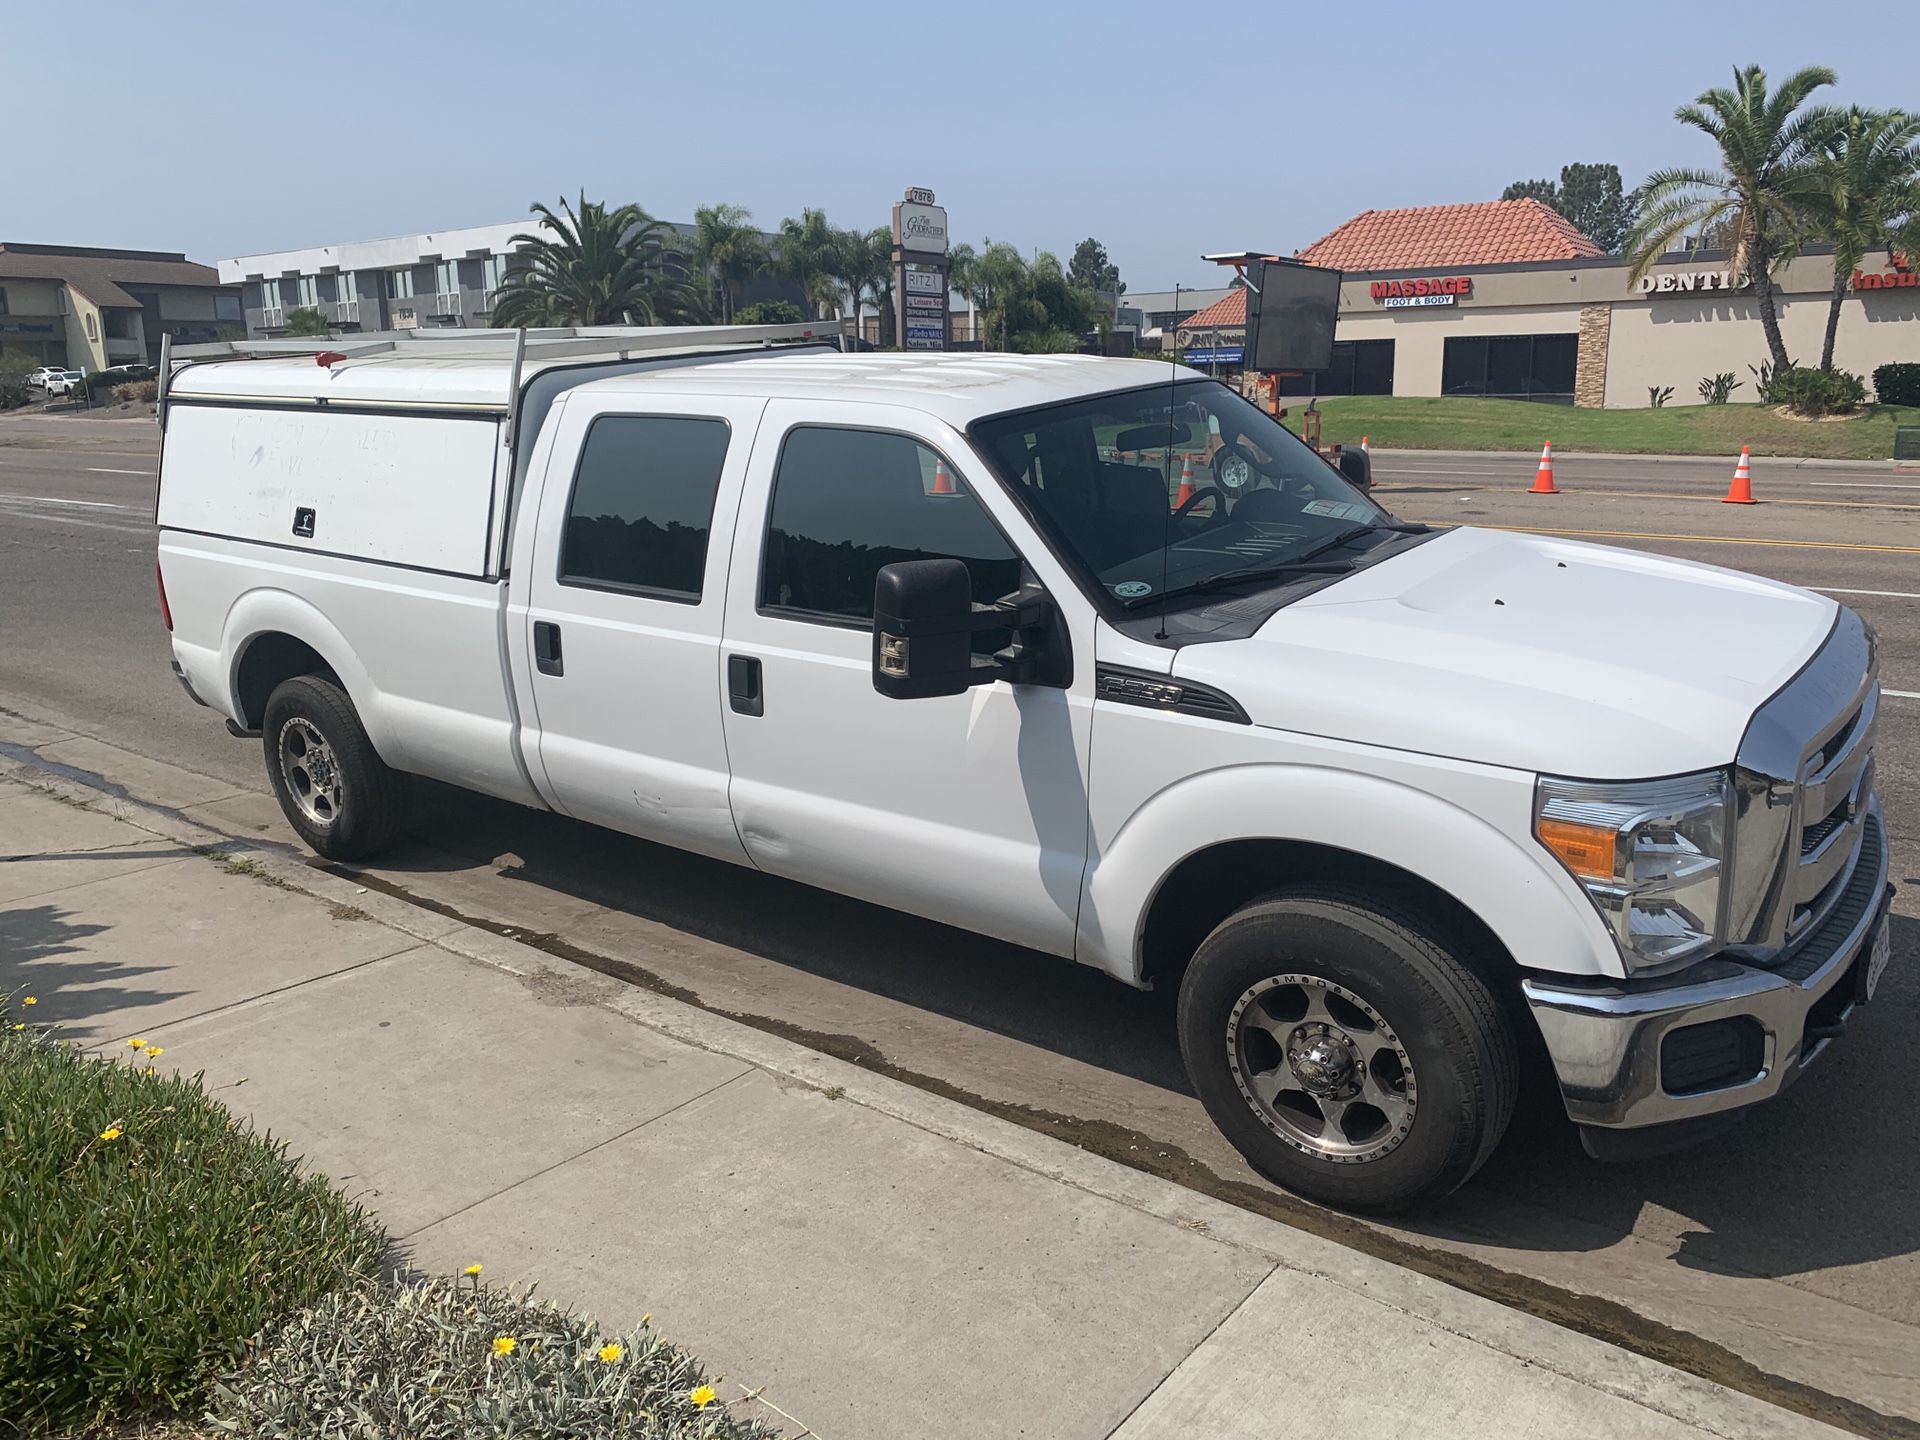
[10, 1, 1907, 290]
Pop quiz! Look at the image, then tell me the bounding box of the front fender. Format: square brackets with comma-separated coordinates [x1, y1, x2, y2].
[1077, 763, 1620, 986]
[219, 588, 404, 767]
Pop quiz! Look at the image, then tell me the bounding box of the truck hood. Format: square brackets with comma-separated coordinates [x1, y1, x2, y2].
[1171, 526, 1838, 779]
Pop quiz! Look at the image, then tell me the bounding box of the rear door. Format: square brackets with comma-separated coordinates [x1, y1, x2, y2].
[519, 391, 767, 863]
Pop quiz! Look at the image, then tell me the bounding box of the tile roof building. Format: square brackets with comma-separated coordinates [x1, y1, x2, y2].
[1170, 200, 1909, 408]
[0, 243, 241, 371]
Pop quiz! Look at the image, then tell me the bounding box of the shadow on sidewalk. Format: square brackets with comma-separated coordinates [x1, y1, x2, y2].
[0, 899, 186, 1039]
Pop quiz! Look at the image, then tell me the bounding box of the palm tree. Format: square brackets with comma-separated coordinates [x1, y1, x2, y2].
[1626, 64, 1842, 373]
[776, 209, 841, 322]
[284, 308, 330, 337]
[865, 226, 897, 347]
[947, 243, 978, 343]
[829, 227, 891, 345]
[1798, 108, 1920, 371]
[490, 192, 701, 328]
[692, 203, 768, 323]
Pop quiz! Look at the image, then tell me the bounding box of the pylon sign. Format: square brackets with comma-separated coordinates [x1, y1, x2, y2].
[893, 186, 950, 351]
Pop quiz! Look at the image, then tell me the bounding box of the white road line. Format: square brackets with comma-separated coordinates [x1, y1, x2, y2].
[1815, 587, 1920, 599]
[0, 494, 139, 510]
[1885, 689, 1920, 700]
[85, 466, 153, 476]
[1807, 481, 1920, 490]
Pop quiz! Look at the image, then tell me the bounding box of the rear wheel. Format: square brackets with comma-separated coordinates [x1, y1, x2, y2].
[1178, 885, 1517, 1214]
[262, 674, 409, 861]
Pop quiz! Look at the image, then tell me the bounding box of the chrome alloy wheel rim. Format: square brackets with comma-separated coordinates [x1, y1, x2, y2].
[277, 717, 343, 829]
[1226, 974, 1417, 1164]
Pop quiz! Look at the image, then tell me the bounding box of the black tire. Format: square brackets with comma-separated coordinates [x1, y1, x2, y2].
[1178, 885, 1517, 1214]
[261, 674, 410, 861]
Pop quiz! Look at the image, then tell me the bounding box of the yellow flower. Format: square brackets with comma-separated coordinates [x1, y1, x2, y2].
[99, 1127, 123, 1142]
[492, 1336, 517, 1357]
[126, 1038, 145, 1049]
[9, 1024, 21, 1032]
[688, 1384, 716, 1409]
[597, 1342, 624, 1364]
[144, 1067, 156, 1077]
[21, 996, 35, 1006]
[463, 1264, 483, 1277]
[143, 1045, 164, 1058]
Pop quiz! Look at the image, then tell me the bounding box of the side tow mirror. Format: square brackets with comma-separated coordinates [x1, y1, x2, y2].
[1337, 445, 1371, 492]
[872, 559, 1053, 700]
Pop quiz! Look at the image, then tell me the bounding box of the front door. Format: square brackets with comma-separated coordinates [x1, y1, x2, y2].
[719, 401, 1095, 957]
[519, 392, 767, 864]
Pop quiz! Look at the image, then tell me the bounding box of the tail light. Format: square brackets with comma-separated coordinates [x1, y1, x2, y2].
[157, 561, 173, 632]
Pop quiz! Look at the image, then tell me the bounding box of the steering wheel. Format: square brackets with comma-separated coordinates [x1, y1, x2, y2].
[1173, 484, 1226, 522]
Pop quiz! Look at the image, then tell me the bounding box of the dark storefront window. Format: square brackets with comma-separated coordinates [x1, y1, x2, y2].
[1279, 339, 1395, 397]
[1442, 334, 1577, 402]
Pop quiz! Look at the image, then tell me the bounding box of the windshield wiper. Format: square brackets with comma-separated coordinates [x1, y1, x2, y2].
[1119, 522, 1410, 610]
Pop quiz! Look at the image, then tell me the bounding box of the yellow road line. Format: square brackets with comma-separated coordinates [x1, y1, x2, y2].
[1400, 521, 1920, 555]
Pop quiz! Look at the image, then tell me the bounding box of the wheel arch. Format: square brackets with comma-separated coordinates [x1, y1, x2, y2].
[1080, 764, 1620, 991]
[222, 590, 400, 764]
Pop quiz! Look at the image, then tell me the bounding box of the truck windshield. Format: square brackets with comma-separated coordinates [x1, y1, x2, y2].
[970, 378, 1393, 612]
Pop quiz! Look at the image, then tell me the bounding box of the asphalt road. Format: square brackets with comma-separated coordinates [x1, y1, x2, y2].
[5, 413, 1918, 1434]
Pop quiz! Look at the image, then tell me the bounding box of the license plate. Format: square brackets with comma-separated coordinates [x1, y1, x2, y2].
[1863, 915, 1891, 1002]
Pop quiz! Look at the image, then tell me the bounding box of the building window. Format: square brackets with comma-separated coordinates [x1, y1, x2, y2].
[760, 426, 1021, 624]
[260, 278, 283, 311]
[215, 293, 242, 322]
[387, 269, 415, 300]
[560, 416, 732, 600]
[482, 254, 511, 302]
[85, 312, 97, 340]
[1441, 334, 1578, 402]
[296, 275, 320, 309]
[435, 260, 460, 296]
[0, 287, 8, 315]
[1281, 339, 1395, 397]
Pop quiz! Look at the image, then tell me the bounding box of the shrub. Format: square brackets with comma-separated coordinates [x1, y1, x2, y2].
[112, 380, 160, 403]
[1874, 362, 1920, 407]
[733, 299, 803, 325]
[0, 354, 36, 409]
[0, 1002, 389, 1431]
[1771, 366, 1868, 417]
[1697, 371, 1741, 404]
[213, 1275, 772, 1439]
[1646, 384, 1673, 408]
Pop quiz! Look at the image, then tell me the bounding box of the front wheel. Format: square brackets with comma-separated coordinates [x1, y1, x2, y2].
[1178, 885, 1517, 1214]
[262, 674, 410, 861]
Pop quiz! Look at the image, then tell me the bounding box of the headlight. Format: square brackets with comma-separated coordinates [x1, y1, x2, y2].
[1534, 770, 1732, 974]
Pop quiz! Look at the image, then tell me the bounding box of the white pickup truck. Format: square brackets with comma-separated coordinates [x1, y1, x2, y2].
[155, 326, 1894, 1212]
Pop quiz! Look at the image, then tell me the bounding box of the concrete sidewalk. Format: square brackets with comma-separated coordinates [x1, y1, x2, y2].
[0, 759, 1852, 1440]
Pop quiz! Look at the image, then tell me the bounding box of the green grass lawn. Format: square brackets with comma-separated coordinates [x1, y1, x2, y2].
[1277, 396, 1918, 461]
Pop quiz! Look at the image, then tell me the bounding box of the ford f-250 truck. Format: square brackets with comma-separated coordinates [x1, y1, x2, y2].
[155, 325, 1895, 1213]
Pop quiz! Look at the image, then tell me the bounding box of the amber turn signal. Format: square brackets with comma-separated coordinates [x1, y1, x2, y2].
[1535, 817, 1619, 881]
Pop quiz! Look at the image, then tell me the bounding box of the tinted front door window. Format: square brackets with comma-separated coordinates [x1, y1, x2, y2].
[561, 415, 731, 600]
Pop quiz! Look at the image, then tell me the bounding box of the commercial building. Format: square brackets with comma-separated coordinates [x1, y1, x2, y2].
[0, 243, 241, 370]
[220, 219, 803, 339]
[1178, 199, 1916, 407]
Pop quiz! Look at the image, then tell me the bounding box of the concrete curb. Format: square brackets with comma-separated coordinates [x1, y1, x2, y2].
[1369, 447, 1894, 469]
[0, 746, 1859, 1440]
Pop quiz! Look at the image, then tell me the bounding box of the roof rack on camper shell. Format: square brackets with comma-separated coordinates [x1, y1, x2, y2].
[156, 321, 842, 438]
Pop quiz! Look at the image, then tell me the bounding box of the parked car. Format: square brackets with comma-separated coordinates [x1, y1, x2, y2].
[42, 370, 85, 396]
[25, 366, 67, 390]
[153, 331, 1895, 1213]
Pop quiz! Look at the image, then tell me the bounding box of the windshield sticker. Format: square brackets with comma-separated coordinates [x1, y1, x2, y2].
[1301, 499, 1374, 523]
[1112, 580, 1153, 599]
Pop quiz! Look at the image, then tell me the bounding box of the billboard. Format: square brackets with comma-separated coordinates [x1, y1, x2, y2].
[1244, 259, 1341, 373]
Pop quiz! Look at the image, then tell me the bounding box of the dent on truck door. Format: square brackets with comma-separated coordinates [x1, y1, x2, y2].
[717, 404, 1095, 958]
[520, 395, 766, 864]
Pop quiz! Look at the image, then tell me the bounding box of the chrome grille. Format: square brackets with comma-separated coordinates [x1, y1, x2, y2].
[1729, 609, 1879, 960]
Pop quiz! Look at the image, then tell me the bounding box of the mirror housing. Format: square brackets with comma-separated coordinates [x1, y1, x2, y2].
[1337, 445, 1372, 492]
[873, 559, 1056, 699]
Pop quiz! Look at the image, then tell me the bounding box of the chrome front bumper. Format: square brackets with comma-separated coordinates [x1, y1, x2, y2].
[1522, 809, 1892, 1130]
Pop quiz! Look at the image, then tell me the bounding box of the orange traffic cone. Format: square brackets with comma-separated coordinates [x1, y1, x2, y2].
[1528, 441, 1559, 495]
[932, 459, 956, 495]
[1722, 445, 1755, 504]
[1360, 436, 1371, 456]
[1174, 453, 1197, 508]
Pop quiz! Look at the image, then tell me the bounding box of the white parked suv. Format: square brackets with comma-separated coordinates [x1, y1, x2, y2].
[154, 330, 1894, 1212]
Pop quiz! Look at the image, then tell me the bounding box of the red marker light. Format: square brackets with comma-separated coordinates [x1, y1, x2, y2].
[315, 350, 348, 367]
